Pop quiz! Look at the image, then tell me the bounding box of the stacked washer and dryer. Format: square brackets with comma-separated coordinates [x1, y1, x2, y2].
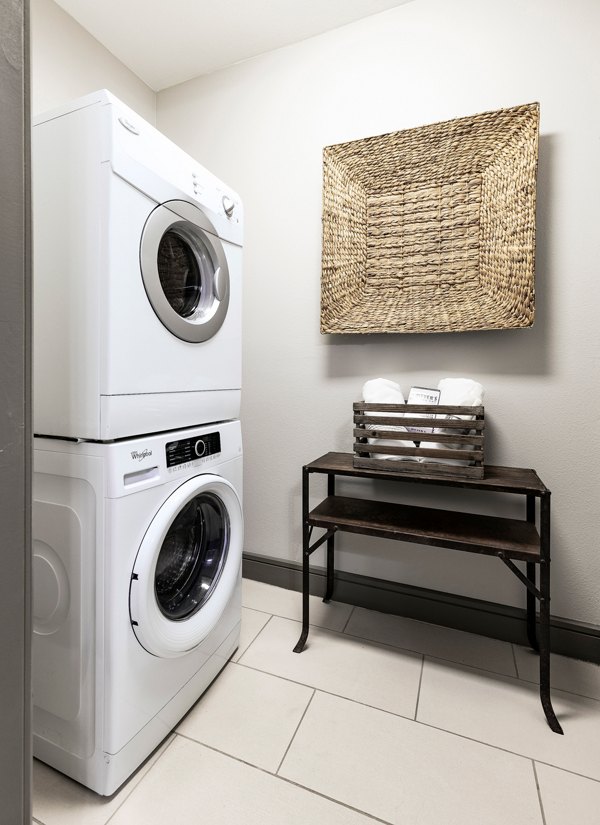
[32, 90, 244, 795]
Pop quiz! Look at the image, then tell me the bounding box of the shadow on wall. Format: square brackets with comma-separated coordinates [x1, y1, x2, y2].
[323, 133, 556, 380]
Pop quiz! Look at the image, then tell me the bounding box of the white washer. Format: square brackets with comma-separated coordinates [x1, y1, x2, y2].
[33, 90, 243, 440]
[32, 420, 243, 795]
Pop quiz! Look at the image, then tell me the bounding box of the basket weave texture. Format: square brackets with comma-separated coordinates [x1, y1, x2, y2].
[321, 103, 539, 334]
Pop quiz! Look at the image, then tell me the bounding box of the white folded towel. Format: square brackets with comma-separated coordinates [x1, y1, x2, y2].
[428, 378, 485, 466]
[438, 378, 484, 411]
[361, 379, 418, 461]
[362, 378, 405, 405]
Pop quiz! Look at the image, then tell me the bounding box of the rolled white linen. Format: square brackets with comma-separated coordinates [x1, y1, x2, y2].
[438, 378, 484, 412]
[361, 378, 419, 461]
[362, 378, 405, 405]
[428, 378, 485, 466]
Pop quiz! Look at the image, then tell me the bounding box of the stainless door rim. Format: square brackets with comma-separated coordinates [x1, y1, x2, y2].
[140, 200, 230, 343]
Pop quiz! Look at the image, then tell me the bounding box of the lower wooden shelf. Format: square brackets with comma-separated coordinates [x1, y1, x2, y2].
[309, 496, 541, 562]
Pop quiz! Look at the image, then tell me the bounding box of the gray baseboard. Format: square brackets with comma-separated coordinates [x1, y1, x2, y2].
[242, 552, 600, 664]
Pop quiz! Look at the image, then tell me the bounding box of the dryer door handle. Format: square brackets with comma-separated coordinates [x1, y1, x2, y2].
[213, 267, 227, 301]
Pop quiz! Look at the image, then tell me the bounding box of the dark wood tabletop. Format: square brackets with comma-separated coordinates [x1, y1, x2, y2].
[305, 452, 549, 496]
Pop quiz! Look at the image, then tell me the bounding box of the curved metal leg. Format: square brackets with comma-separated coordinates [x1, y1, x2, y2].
[293, 545, 310, 653]
[541, 694, 563, 734]
[539, 571, 563, 733]
[294, 468, 311, 653]
[539, 494, 563, 734]
[293, 627, 308, 654]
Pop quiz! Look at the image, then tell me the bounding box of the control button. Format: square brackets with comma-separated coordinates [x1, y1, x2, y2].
[222, 195, 235, 217]
[194, 439, 206, 458]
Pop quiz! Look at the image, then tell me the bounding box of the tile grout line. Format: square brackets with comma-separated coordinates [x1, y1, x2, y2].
[240, 604, 272, 618]
[531, 762, 600, 787]
[532, 761, 548, 825]
[174, 735, 394, 825]
[103, 734, 179, 825]
[511, 644, 520, 678]
[413, 655, 425, 721]
[274, 688, 316, 775]
[279, 773, 394, 825]
[234, 612, 275, 662]
[176, 730, 275, 773]
[341, 605, 355, 633]
[311, 619, 523, 682]
[233, 659, 417, 723]
[416, 716, 600, 786]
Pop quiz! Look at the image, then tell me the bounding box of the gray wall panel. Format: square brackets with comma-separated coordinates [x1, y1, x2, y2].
[0, 0, 32, 822]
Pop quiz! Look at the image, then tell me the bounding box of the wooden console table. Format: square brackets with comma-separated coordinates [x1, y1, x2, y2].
[293, 452, 563, 734]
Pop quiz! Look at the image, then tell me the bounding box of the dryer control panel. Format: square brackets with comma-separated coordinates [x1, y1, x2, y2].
[165, 432, 221, 468]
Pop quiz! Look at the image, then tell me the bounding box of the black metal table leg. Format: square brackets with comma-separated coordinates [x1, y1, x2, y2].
[526, 562, 539, 651]
[539, 493, 563, 734]
[526, 496, 539, 651]
[293, 467, 311, 653]
[323, 473, 335, 603]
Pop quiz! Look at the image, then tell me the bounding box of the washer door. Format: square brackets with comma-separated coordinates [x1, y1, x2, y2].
[140, 200, 230, 343]
[130, 474, 242, 658]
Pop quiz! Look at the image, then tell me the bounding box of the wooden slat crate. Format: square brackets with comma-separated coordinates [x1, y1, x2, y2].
[353, 402, 485, 479]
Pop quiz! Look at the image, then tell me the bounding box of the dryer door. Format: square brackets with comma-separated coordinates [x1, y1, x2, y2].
[129, 473, 242, 658]
[140, 199, 230, 343]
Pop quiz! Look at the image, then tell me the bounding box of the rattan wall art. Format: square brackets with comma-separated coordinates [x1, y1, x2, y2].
[321, 103, 540, 334]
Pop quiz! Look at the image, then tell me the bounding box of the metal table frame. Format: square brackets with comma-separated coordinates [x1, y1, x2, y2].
[293, 452, 563, 735]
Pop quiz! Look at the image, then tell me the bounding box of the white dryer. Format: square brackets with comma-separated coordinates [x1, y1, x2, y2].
[33, 90, 243, 440]
[32, 420, 243, 795]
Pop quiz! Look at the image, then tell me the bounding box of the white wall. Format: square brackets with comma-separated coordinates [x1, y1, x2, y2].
[30, 0, 155, 120]
[157, 0, 600, 627]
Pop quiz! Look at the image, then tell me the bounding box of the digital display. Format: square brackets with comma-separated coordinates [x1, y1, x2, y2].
[165, 432, 221, 468]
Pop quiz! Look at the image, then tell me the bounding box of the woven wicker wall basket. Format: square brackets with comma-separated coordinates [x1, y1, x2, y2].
[321, 103, 539, 334]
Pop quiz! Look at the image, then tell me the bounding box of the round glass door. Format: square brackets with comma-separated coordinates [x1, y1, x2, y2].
[140, 200, 230, 343]
[130, 475, 242, 658]
[156, 229, 204, 319]
[155, 492, 229, 621]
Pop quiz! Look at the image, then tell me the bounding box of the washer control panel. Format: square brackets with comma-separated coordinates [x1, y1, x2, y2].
[166, 432, 221, 468]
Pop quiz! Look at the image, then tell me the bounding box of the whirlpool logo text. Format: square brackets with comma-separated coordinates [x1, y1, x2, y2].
[131, 449, 153, 461]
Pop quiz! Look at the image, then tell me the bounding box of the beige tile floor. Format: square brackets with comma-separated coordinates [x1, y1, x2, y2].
[33, 579, 600, 825]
